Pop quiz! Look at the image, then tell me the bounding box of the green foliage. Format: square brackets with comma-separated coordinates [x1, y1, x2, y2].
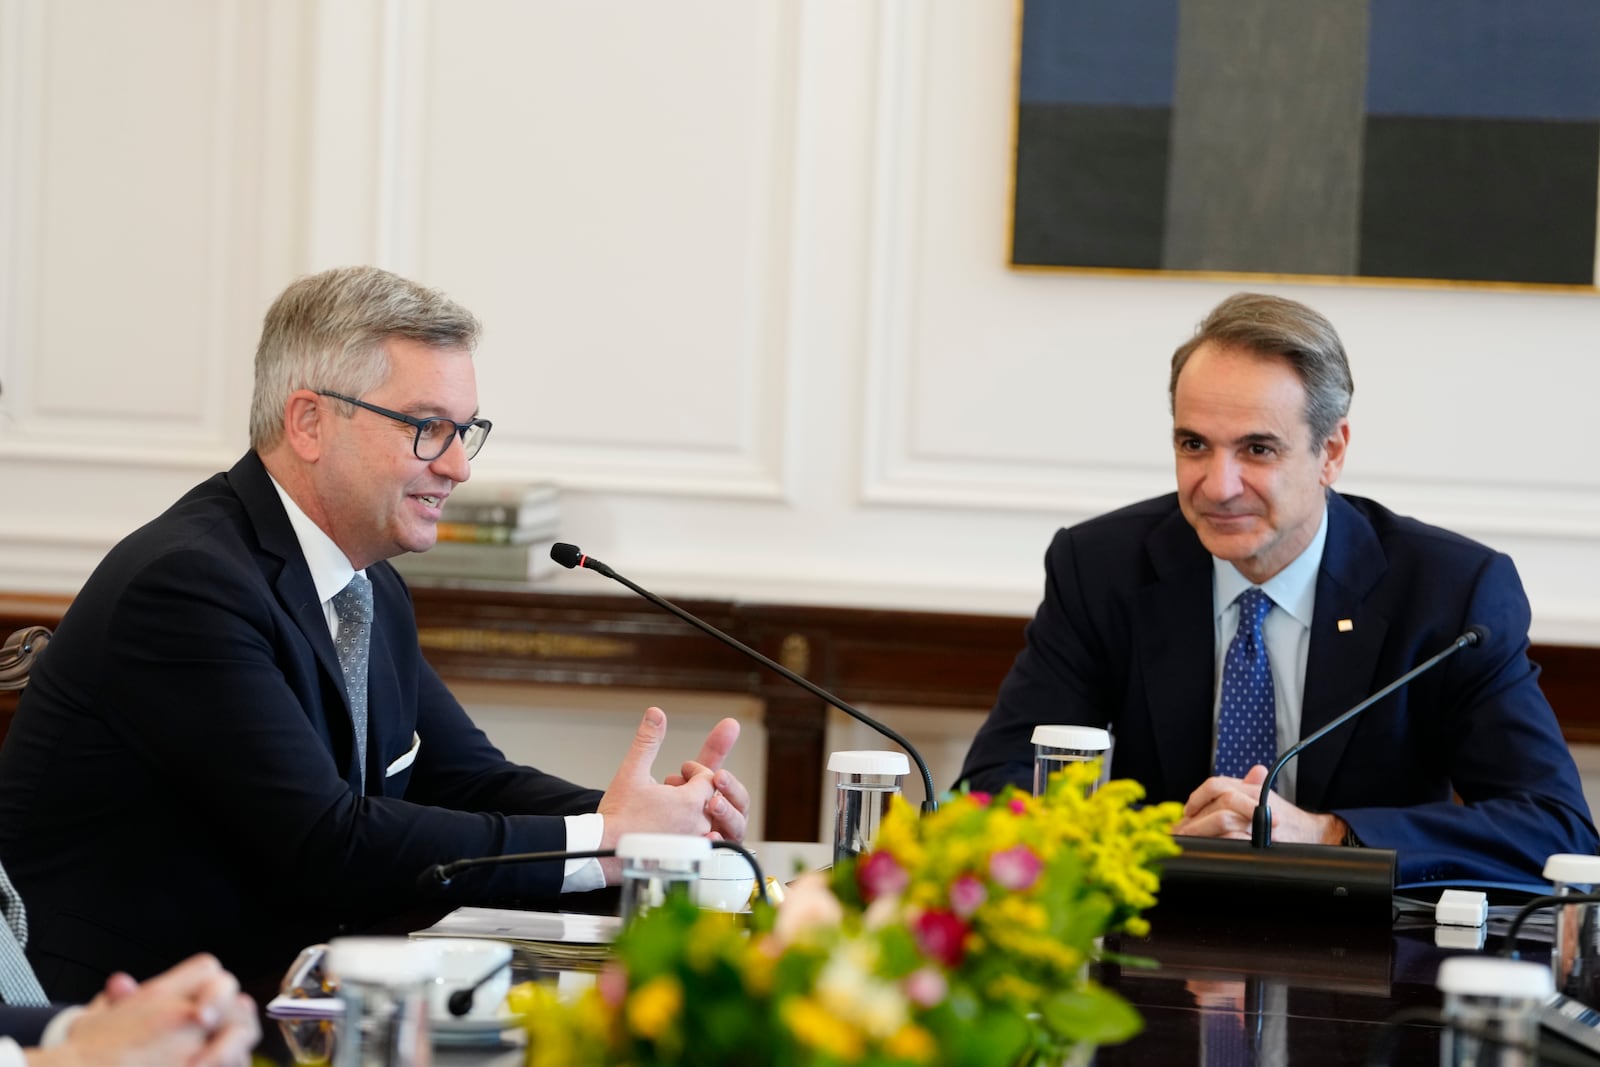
[521, 761, 1182, 1067]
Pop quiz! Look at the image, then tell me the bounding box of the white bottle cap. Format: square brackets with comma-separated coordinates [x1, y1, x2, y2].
[326, 937, 438, 984]
[1031, 725, 1111, 751]
[827, 750, 910, 775]
[1436, 957, 1553, 998]
[1543, 853, 1600, 885]
[615, 833, 714, 863]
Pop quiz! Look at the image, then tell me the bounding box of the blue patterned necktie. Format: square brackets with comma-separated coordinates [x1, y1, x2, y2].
[0, 862, 47, 1005]
[1215, 588, 1277, 778]
[332, 573, 374, 793]
[1202, 1008, 1253, 1067]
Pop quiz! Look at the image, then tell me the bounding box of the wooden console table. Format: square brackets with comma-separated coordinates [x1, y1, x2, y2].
[6, 587, 1600, 841]
[404, 586, 1025, 840]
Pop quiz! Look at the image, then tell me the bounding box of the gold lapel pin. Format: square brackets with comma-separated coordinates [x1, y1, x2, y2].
[1337, 619, 1354, 632]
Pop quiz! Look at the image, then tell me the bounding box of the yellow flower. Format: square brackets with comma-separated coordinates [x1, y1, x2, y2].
[522, 985, 610, 1067]
[987, 972, 1045, 1004]
[742, 941, 777, 995]
[625, 975, 682, 1041]
[884, 1022, 938, 1062]
[783, 995, 866, 1061]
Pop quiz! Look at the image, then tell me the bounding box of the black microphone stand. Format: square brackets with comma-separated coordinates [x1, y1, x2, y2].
[419, 841, 772, 907]
[551, 543, 939, 813]
[1251, 627, 1484, 848]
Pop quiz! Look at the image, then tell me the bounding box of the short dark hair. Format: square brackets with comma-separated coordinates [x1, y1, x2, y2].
[1169, 292, 1353, 445]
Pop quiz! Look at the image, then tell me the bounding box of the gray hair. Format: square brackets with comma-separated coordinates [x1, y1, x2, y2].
[1168, 293, 1354, 445]
[248, 266, 481, 450]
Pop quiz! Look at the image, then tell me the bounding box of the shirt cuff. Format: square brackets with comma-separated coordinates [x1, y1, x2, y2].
[0, 1038, 24, 1067]
[40, 1007, 80, 1048]
[562, 812, 606, 893]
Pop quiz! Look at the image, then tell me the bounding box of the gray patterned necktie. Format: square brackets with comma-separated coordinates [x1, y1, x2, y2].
[332, 573, 374, 793]
[0, 862, 48, 1005]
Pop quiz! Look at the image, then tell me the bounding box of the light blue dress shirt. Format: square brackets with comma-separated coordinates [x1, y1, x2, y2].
[1211, 506, 1329, 803]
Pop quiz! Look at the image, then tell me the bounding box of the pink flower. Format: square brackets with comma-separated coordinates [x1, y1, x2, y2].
[913, 909, 969, 968]
[858, 851, 909, 901]
[948, 874, 987, 918]
[967, 791, 992, 807]
[989, 845, 1042, 891]
[903, 966, 949, 1008]
[772, 871, 844, 946]
[1008, 797, 1028, 815]
[598, 962, 629, 1007]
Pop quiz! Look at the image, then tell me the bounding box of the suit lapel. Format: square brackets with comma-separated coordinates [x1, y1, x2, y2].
[1294, 493, 1388, 809]
[1136, 509, 1218, 795]
[229, 453, 366, 791]
[362, 578, 403, 796]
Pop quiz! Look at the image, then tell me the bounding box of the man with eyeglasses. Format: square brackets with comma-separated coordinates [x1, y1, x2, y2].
[0, 266, 752, 1001]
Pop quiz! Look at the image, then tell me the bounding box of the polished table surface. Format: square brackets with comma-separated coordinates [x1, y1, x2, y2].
[1098, 915, 1451, 1064]
[256, 905, 1570, 1066]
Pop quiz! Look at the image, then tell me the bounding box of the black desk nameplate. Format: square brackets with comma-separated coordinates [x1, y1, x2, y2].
[1155, 837, 1398, 922]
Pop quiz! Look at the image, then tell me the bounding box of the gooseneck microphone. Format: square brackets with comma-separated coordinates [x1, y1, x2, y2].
[418, 847, 615, 894]
[550, 542, 939, 813]
[448, 955, 512, 1017]
[1250, 624, 1489, 849]
[416, 840, 771, 906]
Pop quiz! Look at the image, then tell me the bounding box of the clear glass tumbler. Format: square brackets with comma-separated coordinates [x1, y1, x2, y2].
[828, 750, 908, 862]
[615, 832, 711, 925]
[1030, 724, 1111, 796]
[1543, 853, 1600, 1006]
[1436, 956, 1552, 1067]
[326, 937, 437, 1067]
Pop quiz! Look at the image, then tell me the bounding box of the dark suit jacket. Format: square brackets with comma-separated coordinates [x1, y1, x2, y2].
[0, 453, 604, 1000]
[958, 492, 1598, 885]
[0, 1005, 62, 1047]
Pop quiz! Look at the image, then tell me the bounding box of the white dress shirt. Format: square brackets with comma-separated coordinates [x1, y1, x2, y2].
[268, 476, 604, 892]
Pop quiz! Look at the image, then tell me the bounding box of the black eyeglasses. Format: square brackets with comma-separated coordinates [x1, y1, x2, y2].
[316, 391, 492, 461]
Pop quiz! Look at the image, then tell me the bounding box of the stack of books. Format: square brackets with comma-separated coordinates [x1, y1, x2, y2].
[391, 482, 561, 582]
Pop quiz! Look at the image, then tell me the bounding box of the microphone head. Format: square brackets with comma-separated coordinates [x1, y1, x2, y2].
[415, 864, 452, 896]
[1465, 624, 1491, 647]
[550, 543, 584, 569]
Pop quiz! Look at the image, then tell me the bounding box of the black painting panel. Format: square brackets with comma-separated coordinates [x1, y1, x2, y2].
[1012, 103, 1171, 269]
[1359, 116, 1600, 284]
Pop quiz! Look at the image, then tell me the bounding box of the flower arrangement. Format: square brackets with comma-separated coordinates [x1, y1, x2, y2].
[517, 761, 1182, 1067]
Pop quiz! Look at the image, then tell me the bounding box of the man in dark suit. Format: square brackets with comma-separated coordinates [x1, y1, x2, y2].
[959, 293, 1597, 885]
[0, 266, 751, 1000]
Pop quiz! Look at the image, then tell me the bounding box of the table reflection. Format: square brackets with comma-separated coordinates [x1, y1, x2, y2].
[248, 901, 1577, 1066]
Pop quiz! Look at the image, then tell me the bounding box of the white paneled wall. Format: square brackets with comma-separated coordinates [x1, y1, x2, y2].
[4, 1, 1600, 827]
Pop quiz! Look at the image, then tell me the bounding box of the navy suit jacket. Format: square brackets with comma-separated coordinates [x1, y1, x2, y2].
[958, 492, 1598, 885]
[0, 453, 604, 1000]
[0, 1005, 61, 1047]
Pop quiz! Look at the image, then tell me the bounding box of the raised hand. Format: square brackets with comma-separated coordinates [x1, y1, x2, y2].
[596, 708, 719, 883]
[663, 716, 750, 843]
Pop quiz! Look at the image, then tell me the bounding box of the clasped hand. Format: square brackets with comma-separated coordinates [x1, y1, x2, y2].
[32, 953, 258, 1067]
[1174, 764, 1347, 845]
